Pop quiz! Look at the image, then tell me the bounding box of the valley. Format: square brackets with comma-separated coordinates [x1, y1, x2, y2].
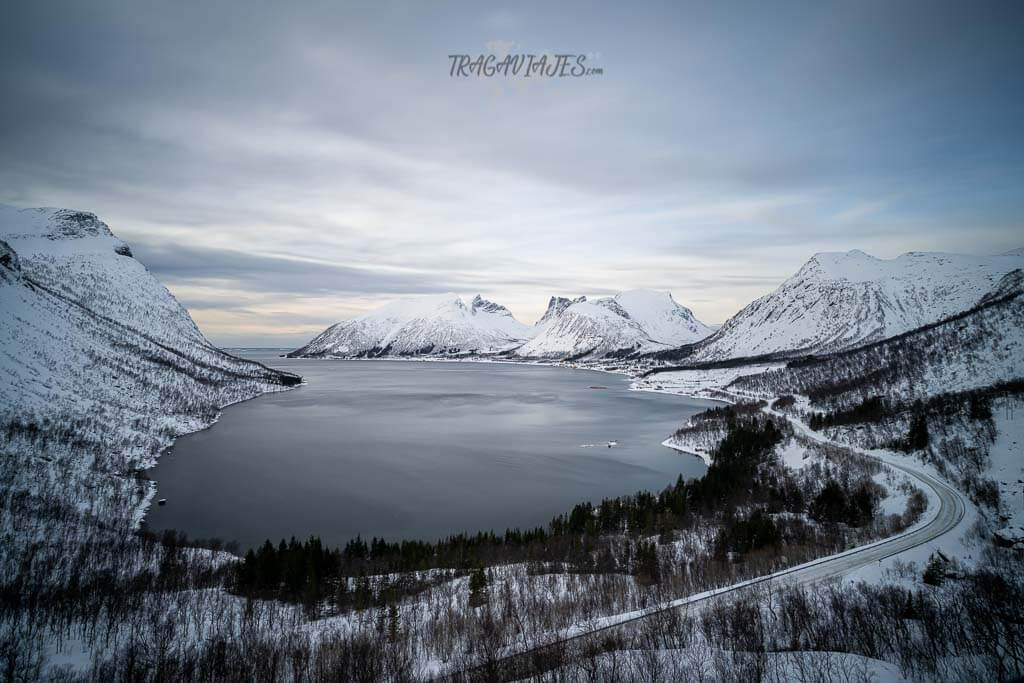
[1, 205, 1021, 681]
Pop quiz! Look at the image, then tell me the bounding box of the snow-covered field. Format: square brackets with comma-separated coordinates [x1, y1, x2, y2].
[632, 363, 783, 401]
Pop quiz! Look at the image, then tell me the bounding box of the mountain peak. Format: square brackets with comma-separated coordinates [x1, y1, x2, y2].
[537, 295, 586, 326]
[471, 294, 512, 317]
[801, 249, 879, 279]
[519, 289, 711, 359]
[291, 293, 532, 357]
[693, 247, 1024, 361]
[0, 206, 116, 241]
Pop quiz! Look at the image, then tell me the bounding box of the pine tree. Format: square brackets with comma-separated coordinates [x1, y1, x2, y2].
[969, 394, 992, 420]
[907, 412, 929, 451]
[468, 566, 489, 607]
[923, 554, 945, 586]
[634, 540, 661, 585]
[809, 479, 848, 525]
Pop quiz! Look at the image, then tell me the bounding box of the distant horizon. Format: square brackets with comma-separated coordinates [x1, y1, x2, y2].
[198, 242, 1019, 348]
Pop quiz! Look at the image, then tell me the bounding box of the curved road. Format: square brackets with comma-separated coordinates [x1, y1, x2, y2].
[442, 410, 967, 681]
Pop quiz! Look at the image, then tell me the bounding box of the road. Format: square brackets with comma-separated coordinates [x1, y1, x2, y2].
[442, 409, 967, 681]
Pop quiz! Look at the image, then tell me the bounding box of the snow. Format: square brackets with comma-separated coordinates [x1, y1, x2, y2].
[610, 289, 713, 346]
[730, 269, 1024, 409]
[0, 204, 295, 582]
[290, 292, 534, 357]
[662, 436, 713, 467]
[777, 438, 810, 470]
[776, 409, 982, 587]
[518, 299, 650, 358]
[297, 287, 713, 361]
[4, 204, 1020, 680]
[632, 363, 782, 400]
[875, 472, 911, 518]
[516, 289, 712, 359]
[514, 649, 909, 683]
[536, 294, 585, 326]
[989, 400, 1024, 545]
[692, 248, 1024, 361]
[42, 636, 95, 675]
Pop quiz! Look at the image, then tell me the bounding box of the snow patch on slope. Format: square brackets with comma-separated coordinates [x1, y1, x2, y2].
[990, 401, 1024, 546]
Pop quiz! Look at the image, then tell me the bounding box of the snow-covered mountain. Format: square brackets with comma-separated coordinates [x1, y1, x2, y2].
[289, 293, 534, 357]
[733, 268, 1024, 407]
[614, 290, 713, 346]
[688, 248, 1024, 362]
[0, 205, 297, 540]
[516, 289, 712, 359]
[537, 295, 587, 326]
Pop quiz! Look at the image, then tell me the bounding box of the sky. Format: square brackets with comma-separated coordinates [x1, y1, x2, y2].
[2, 1, 1022, 347]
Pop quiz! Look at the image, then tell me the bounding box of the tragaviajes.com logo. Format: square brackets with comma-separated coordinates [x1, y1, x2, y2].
[448, 52, 603, 78]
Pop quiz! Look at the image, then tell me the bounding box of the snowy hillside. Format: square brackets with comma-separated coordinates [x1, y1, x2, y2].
[730, 269, 1024, 555]
[515, 299, 652, 359]
[614, 290, 713, 346]
[517, 289, 712, 359]
[0, 205, 297, 534]
[688, 249, 1024, 362]
[731, 268, 1024, 408]
[288, 293, 534, 357]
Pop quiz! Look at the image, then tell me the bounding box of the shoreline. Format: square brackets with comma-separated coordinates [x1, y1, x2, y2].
[660, 437, 714, 468]
[134, 377, 301, 532]
[274, 351, 739, 402]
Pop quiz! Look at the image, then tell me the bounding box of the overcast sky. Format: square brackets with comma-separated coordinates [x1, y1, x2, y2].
[2, 1, 1022, 347]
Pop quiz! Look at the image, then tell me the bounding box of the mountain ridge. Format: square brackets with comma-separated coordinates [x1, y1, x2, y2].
[680, 247, 1024, 363]
[288, 292, 534, 358]
[515, 289, 713, 360]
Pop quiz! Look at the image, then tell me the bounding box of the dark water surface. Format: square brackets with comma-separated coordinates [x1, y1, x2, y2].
[144, 353, 716, 550]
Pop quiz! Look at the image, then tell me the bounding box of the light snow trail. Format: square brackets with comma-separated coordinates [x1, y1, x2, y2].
[438, 407, 967, 681]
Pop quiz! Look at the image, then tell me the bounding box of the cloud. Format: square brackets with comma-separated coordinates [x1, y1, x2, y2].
[484, 39, 518, 57]
[132, 241, 453, 297]
[2, 0, 1022, 344]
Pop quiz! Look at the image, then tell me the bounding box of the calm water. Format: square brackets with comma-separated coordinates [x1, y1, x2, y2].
[144, 353, 717, 550]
